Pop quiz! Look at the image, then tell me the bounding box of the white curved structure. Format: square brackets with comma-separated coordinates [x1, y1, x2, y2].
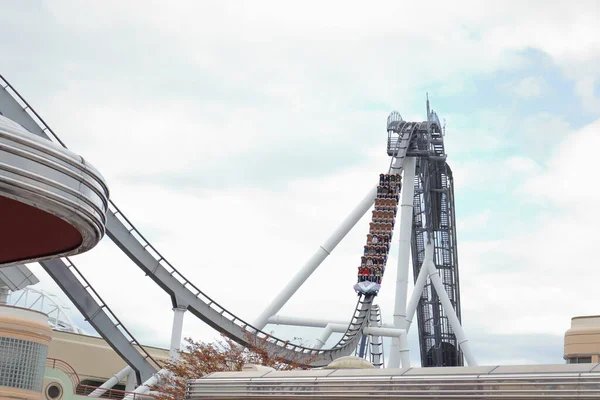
[0, 115, 109, 267]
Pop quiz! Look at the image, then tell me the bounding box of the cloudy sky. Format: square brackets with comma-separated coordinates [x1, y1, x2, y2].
[2, 0, 600, 368]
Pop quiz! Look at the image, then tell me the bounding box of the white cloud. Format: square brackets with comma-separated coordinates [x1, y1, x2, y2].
[519, 118, 600, 208]
[452, 156, 541, 192]
[574, 76, 600, 114]
[459, 210, 492, 231]
[457, 117, 600, 340]
[519, 113, 572, 157]
[480, 1, 600, 110]
[510, 76, 546, 98]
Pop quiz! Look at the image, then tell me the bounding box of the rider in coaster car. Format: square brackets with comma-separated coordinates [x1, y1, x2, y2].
[358, 266, 367, 281]
[369, 222, 376, 233]
[382, 234, 389, 245]
[362, 266, 370, 280]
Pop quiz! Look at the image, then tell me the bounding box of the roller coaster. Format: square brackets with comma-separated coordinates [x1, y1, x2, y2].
[0, 74, 473, 395]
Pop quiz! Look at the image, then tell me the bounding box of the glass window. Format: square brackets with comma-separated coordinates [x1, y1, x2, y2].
[0, 337, 48, 392]
[567, 356, 592, 364]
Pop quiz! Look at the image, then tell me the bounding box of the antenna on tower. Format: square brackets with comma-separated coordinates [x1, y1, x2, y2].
[426, 93, 431, 121]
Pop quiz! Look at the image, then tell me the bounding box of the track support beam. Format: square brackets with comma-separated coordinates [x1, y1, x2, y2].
[254, 184, 378, 329]
[388, 157, 416, 368]
[403, 240, 477, 366]
[170, 306, 187, 361]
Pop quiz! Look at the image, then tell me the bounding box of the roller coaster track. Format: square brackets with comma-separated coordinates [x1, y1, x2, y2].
[368, 305, 384, 367]
[0, 75, 418, 379]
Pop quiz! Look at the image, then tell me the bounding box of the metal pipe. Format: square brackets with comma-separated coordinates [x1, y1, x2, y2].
[88, 365, 133, 397]
[362, 327, 405, 337]
[268, 315, 395, 329]
[253, 184, 378, 329]
[123, 369, 172, 399]
[267, 315, 348, 328]
[314, 323, 348, 350]
[426, 260, 477, 366]
[169, 306, 186, 361]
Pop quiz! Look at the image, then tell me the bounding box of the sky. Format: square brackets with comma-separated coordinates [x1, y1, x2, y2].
[2, 0, 600, 368]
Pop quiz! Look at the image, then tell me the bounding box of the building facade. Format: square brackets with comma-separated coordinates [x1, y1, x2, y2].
[564, 315, 600, 364]
[0, 305, 51, 400]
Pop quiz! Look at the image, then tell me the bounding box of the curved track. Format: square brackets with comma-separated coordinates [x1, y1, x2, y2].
[0, 75, 417, 376]
[368, 305, 384, 367]
[0, 74, 460, 377]
[107, 204, 378, 367]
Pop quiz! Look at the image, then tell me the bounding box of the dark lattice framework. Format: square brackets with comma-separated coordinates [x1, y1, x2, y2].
[387, 102, 463, 367]
[411, 159, 462, 367]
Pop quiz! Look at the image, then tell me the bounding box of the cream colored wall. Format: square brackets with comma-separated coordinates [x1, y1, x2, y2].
[564, 315, 600, 361]
[47, 330, 169, 383]
[0, 305, 51, 345]
[0, 387, 41, 400]
[0, 306, 52, 400]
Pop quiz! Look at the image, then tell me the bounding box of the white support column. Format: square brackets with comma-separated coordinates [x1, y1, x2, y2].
[426, 260, 477, 366]
[388, 157, 417, 368]
[123, 369, 171, 400]
[399, 331, 410, 368]
[400, 240, 478, 366]
[125, 370, 137, 392]
[253, 184, 378, 329]
[170, 306, 186, 361]
[362, 327, 410, 369]
[393, 156, 416, 328]
[404, 242, 435, 333]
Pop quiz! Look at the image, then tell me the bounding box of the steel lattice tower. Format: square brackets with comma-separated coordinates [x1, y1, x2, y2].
[411, 154, 463, 366]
